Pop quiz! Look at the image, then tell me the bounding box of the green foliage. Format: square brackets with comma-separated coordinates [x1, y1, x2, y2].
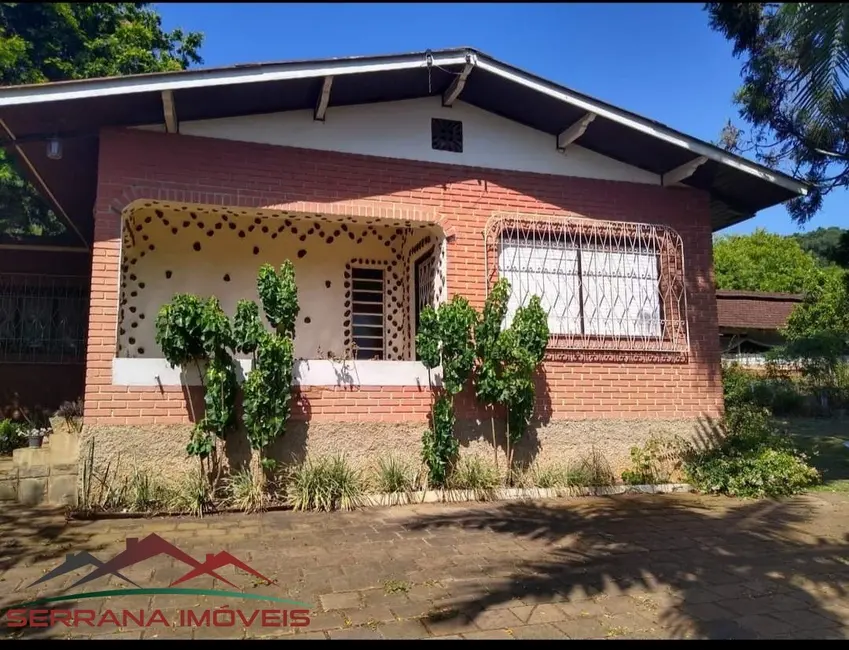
[243, 262, 299, 456]
[706, 3, 849, 222]
[416, 296, 476, 487]
[257, 262, 300, 338]
[713, 229, 820, 293]
[0, 3, 203, 237]
[569, 448, 616, 487]
[198, 354, 238, 439]
[474, 283, 549, 479]
[421, 396, 458, 487]
[0, 419, 25, 455]
[224, 468, 269, 514]
[154, 294, 207, 368]
[232, 299, 265, 355]
[621, 436, 684, 486]
[683, 405, 820, 498]
[169, 465, 215, 518]
[448, 456, 501, 492]
[372, 455, 417, 494]
[285, 455, 363, 512]
[242, 332, 295, 453]
[474, 278, 510, 406]
[155, 294, 237, 460]
[793, 227, 849, 268]
[199, 297, 234, 356]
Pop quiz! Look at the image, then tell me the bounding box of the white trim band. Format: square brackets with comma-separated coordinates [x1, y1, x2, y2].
[112, 357, 442, 388]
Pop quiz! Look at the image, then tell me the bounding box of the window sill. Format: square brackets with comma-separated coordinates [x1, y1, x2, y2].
[112, 358, 442, 388]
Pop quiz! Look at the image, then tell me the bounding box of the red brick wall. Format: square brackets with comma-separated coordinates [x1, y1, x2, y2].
[85, 128, 723, 426]
[0, 248, 90, 415]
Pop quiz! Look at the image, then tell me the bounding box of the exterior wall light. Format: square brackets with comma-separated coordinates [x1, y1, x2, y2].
[46, 137, 63, 160]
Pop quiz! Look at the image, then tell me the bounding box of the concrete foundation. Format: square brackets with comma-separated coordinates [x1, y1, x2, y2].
[80, 416, 711, 486]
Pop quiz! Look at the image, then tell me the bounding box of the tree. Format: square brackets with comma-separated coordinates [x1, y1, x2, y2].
[0, 3, 203, 237]
[706, 3, 849, 224]
[793, 226, 849, 268]
[713, 228, 820, 293]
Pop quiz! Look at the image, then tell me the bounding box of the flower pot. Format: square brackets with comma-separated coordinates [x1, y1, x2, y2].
[28, 435, 44, 449]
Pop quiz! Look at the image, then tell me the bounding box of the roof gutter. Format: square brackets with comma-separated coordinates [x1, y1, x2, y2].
[474, 56, 808, 198]
[0, 50, 472, 107]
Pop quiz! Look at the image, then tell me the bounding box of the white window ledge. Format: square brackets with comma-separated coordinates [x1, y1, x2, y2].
[112, 357, 442, 388]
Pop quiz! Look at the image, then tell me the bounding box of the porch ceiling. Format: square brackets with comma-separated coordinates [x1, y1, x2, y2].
[0, 48, 807, 249]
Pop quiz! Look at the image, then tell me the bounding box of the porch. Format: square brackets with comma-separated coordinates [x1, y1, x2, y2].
[112, 200, 446, 387]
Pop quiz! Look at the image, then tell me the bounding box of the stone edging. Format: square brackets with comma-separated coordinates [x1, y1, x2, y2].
[358, 483, 694, 507]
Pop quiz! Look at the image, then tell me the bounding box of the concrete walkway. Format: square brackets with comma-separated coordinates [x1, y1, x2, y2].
[1, 492, 849, 639]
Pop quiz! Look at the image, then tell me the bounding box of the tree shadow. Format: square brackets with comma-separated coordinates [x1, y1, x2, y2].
[397, 494, 849, 639]
[0, 504, 98, 638]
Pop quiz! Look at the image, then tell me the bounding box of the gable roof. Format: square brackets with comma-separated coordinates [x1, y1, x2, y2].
[716, 290, 804, 331]
[0, 47, 808, 248]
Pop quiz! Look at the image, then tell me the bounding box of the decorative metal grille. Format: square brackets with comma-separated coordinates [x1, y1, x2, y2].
[484, 213, 689, 357]
[431, 118, 463, 153]
[0, 273, 88, 363]
[351, 267, 385, 360]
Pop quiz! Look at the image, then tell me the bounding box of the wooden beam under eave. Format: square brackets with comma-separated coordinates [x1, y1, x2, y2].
[662, 156, 708, 187]
[442, 61, 475, 107]
[162, 90, 178, 134]
[557, 112, 596, 151]
[314, 76, 333, 122]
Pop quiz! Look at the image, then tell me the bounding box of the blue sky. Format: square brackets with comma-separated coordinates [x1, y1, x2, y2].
[157, 2, 848, 237]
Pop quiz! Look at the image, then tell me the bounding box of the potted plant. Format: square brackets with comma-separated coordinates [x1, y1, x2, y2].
[27, 426, 50, 449]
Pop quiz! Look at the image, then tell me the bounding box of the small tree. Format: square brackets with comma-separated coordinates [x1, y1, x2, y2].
[475, 278, 511, 468]
[474, 281, 549, 483]
[154, 295, 238, 482]
[416, 296, 477, 487]
[242, 262, 300, 477]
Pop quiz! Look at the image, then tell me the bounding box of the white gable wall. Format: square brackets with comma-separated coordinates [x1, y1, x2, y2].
[143, 97, 660, 185]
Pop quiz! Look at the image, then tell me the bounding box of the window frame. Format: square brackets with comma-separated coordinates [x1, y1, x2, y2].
[349, 265, 386, 361]
[484, 213, 689, 357]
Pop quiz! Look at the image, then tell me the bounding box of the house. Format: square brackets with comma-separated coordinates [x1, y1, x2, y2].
[0, 48, 807, 477]
[717, 290, 804, 366]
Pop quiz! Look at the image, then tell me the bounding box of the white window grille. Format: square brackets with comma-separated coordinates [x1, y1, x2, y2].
[0, 273, 88, 363]
[350, 267, 385, 360]
[485, 214, 689, 356]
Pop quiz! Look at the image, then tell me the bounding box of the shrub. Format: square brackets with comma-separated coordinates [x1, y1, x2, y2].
[569, 448, 615, 487]
[285, 455, 363, 512]
[621, 435, 684, 485]
[0, 419, 25, 456]
[121, 468, 172, 513]
[224, 468, 270, 514]
[683, 404, 820, 498]
[448, 456, 501, 492]
[519, 463, 571, 489]
[372, 455, 417, 494]
[169, 466, 216, 517]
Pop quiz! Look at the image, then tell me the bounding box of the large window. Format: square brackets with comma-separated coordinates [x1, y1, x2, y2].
[499, 238, 661, 338]
[487, 215, 688, 355]
[350, 267, 385, 360]
[0, 274, 88, 363]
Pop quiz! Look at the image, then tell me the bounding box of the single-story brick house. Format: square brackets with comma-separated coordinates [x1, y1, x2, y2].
[0, 48, 807, 477]
[718, 290, 804, 366]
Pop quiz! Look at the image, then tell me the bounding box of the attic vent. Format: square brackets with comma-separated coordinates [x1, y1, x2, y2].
[431, 118, 463, 153]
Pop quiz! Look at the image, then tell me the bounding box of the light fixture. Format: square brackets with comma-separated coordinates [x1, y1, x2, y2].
[46, 136, 62, 160]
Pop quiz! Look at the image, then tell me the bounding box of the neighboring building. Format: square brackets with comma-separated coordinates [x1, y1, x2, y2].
[0, 48, 807, 476]
[717, 290, 804, 366]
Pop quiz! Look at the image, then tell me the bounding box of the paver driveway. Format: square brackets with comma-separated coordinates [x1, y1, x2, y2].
[1, 492, 849, 639]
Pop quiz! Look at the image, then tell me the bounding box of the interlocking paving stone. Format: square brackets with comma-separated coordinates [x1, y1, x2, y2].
[1, 493, 849, 640]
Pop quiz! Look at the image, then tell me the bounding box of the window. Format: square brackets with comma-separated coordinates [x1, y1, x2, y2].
[351, 267, 385, 360]
[499, 236, 662, 339]
[413, 247, 437, 361]
[486, 212, 690, 357]
[0, 274, 88, 363]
